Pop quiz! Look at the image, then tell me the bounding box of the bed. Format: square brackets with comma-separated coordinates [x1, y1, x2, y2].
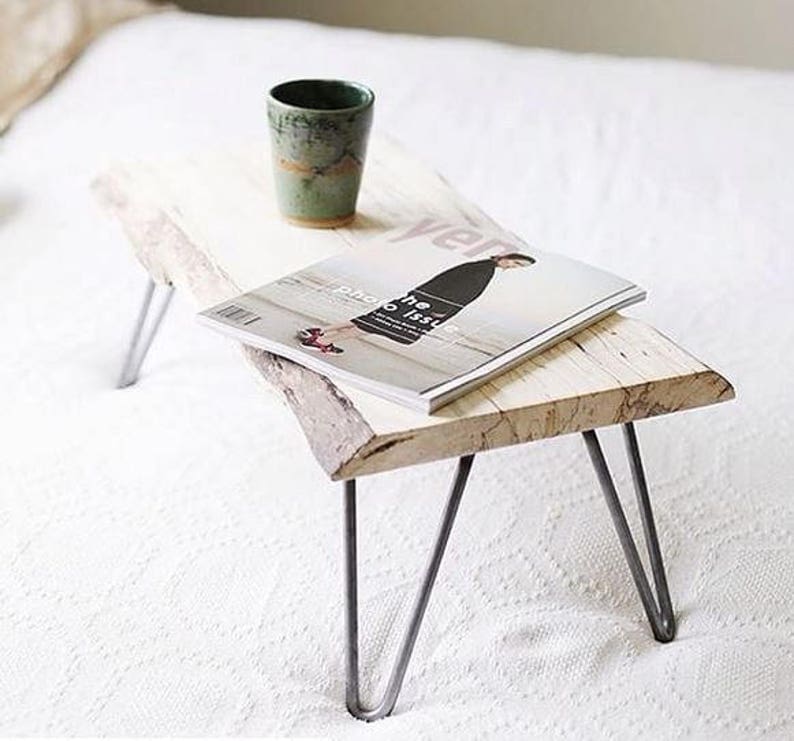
[1, 9, 792, 738]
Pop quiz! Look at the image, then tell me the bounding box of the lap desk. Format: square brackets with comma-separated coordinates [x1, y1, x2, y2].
[94, 135, 734, 721]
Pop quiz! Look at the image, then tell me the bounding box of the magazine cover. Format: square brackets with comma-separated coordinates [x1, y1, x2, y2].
[198, 220, 644, 411]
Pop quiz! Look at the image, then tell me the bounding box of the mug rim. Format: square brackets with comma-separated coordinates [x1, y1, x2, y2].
[267, 78, 375, 114]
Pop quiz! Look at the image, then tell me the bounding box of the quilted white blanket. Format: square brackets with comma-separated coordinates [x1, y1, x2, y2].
[1, 11, 792, 739]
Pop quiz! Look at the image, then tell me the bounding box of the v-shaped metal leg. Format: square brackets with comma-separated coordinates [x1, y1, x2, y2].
[582, 423, 676, 642]
[343, 455, 475, 722]
[117, 278, 174, 389]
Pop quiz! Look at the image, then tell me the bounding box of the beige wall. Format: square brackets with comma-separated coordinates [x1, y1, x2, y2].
[178, 0, 794, 70]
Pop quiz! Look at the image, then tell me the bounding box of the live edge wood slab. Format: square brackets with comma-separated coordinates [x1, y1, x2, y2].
[93, 135, 734, 480]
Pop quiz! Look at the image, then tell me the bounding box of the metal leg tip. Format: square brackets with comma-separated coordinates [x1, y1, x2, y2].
[115, 375, 137, 390]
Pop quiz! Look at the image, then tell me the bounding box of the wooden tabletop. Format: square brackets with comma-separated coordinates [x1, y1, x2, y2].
[94, 136, 734, 480]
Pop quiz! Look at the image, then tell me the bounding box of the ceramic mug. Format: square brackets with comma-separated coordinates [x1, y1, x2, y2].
[267, 79, 374, 228]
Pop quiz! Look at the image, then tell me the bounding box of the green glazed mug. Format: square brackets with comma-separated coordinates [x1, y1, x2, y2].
[267, 79, 374, 228]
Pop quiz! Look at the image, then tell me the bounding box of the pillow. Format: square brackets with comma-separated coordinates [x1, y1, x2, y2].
[0, 0, 167, 134]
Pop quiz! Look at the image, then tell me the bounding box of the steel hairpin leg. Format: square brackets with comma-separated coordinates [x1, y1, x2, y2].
[582, 422, 676, 643]
[343, 454, 475, 722]
[117, 278, 175, 389]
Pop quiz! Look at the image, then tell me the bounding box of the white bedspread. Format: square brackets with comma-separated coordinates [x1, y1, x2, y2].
[1, 11, 793, 739]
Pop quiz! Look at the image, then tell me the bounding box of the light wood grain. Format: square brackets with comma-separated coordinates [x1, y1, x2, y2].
[93, 135, 734, 479]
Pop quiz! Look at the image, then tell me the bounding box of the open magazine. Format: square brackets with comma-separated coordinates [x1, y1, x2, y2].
[198, 220, 645, 412]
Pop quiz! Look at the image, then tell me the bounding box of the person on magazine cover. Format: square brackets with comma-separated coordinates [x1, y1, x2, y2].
[298, 252, 535, 354]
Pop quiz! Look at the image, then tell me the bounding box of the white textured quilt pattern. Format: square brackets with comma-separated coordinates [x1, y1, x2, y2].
[1, 12, 793, 739]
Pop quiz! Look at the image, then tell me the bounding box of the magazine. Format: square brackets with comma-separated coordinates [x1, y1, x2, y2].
[198, 219, 645, 412]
